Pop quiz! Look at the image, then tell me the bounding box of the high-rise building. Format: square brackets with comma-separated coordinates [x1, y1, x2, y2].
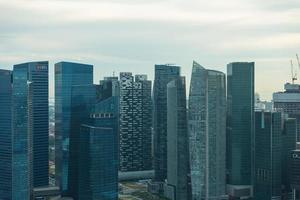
[119, 73, 152, 172]
[188, 62, 227, 200]
[99, 76, 120, 101]
[153, 64, 181, 182]
[0, 69, 13, 200]
[290, 143, 300, 200]
[68, 84, 100, 199]
[164, 77, 191, 200]
[78, 125, 118, 200]
[55, 61, 93, 193]
[226, 62, 255, 199]
[254, 111, 282, 200]
[273, 83, 300, 141]
[282, 117, 297, 197]
[12, 62, 49, 199]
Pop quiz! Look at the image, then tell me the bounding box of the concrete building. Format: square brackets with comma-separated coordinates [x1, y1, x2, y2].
[119, 73, 152, 172]
[273, 83, 300, 141]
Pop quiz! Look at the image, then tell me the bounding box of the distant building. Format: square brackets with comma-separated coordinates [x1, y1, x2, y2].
[119, 73, 152, 172]
[273, 83, 300, 141]
[55, 61, 93, 194]
[0, 69, 13, 200]
[290, 143, 300, 200]
[226, 62, 255, 199]
[188, 61, 226, 200]
[282, 117, 297, 196]
[153, 64, 181, 182]
[78, 125, 118, 200]
[254, 111, 282, 200]
[255, 93, 273, 111]
[164, 77, 191, 200]
[99, 76, 120, 101]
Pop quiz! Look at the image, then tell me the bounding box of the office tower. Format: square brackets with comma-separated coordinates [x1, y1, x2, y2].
[164, 77, 191, 200]
[255, 93, 273, 111]
[99, 76, 120, 101]
[226, 62, 255, 199]
[68, 84, 100, 199]
[78, 125, 118, 200]
[273, 83, 300, 141]
[282, 117, 297, 196]
[0, 70, 12, 199]
[12, 62, 49, 197]
[119, 73, 152, 172]
[290, 143, 300, 200]
[55, 61, 93, 193]
[153, 64, 181, 182]
[188, 62, 226, 200]
[254, 111, 282, 200]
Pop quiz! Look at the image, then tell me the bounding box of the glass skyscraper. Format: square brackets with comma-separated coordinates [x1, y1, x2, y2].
[153, 64, 181, 182]
[254, 111, 282, 200]
[164, 76, 191, 200]
[0, 69, 13, 200]
[12, 61, 49, 199]
[188, 61, 227, 200]
[78, 125, 118, 200]
[68, 84, 99, 199]
[55, 61, 93, 194]
[226, 62, 255, 199]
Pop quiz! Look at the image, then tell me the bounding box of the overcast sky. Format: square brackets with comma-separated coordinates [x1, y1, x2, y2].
[0, 0, 299, 100]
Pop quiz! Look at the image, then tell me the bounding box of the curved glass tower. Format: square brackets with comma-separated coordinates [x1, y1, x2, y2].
[188, 61, 226, 200]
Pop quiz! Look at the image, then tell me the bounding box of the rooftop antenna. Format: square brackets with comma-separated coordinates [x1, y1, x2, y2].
[291, 60, 297, 84]
[113, 71, 115, 77]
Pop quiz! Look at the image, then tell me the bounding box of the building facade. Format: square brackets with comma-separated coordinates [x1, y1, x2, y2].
[254, 111, 282, 200]
[273, 83, 300, 141]
[164, 77, 191, 200]
[226, 62, 255, 199]
[68, 84, 100, 199]
[0, 69, 13, 200]
[188, 62, 227, 200]
[290, 143, 300, 200]
[153, 64, 181, 182]
[119, 73, 152, 172]
[78, 125, 118, 200]
[55, 61, 93, 193]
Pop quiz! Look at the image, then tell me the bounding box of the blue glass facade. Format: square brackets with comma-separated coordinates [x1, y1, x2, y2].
[12, 64, 32, 200]
[68, 84, 99, 199]
[78, 125, 118, 200]
[226, 62, 255, 198]
[0, 69, 12, 200]
[55, 61, 93, 194]
[254, 112, 282, 200]
[153, 64, 180, 182]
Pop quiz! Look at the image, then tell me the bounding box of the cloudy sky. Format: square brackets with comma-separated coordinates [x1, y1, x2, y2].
[0, 0, 299, 99]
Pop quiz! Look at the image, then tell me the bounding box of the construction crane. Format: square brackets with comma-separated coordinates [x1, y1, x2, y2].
[291, 60, 297, 84]
[296, 54, 300, 69]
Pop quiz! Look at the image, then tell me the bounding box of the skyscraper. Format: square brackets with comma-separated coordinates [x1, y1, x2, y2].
[0, 69, 13, 200]
[164, 76, 191, 200]
[290, 143, 300, 200]
[273, 83, 300, 141]
[188, 62, 226, 200]
[55, 61, 93, 193]
[153, 64, 181, 182]
[282, 117, 297, 196]
[119, 72, 152, 172]
[12, 61, 49, 196]
[226, 62, 255, 199]
[68, 84, 100, 199]
[78, 125, 118, 200]
[254, 111, 282, 200]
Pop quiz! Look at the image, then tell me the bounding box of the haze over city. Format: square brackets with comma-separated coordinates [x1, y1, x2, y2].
[1, 0, 300, 99]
